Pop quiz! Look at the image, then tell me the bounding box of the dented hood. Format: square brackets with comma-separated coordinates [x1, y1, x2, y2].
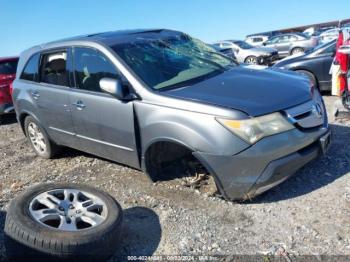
[164, 66, 312, 117]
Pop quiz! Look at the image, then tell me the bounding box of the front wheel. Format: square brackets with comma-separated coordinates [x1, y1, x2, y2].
[291, 47, 304, 55]
[244, 56, 258, 65]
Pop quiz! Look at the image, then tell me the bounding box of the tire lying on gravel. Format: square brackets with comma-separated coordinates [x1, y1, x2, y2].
[4, 183, 123, 261]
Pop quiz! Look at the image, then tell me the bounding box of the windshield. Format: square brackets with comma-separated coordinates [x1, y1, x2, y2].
[307, 39, 336, 54]
[0, 60, 18, 75]
[233, 41, 253, 49]
[112, 33, 235, 90]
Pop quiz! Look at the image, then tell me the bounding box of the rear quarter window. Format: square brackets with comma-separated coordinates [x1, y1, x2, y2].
[20, 54, 40, 82]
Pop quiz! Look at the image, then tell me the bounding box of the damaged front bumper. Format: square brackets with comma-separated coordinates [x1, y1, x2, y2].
[194, 127, 330, 201]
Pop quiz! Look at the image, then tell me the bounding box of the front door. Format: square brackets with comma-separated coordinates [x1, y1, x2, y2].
[275, 35, 291, 56]
[69, 47, 139, 168]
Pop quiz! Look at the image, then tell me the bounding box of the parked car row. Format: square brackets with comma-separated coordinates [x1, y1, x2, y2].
[213, 32, 319, 65]
[211, 33, 337, 93]
[212, 40, 279, 65]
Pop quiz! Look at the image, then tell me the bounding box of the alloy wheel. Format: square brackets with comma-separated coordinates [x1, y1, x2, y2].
[27, 122, 47, 154]
[29, 189, 108, 231]
[245, 56, 258, 64]
[292, 48, 304, 55]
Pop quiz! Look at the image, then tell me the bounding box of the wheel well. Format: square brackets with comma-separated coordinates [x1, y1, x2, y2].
[144, 141, 209, 182]
[19, 113, 29, 135]
[290, 47, 304, 54]
[294, 69, 319, 89]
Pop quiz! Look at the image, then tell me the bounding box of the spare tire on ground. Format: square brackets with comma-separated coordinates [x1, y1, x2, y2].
[4, 183, 123, 261]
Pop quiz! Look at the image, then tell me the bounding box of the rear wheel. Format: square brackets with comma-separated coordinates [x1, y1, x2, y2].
[244, 56, 258, 65]
[291, 47, 304, 55]
[24, 116, 59, 158]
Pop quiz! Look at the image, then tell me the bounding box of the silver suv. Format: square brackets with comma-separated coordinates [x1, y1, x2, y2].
[13, 29, 330, 201]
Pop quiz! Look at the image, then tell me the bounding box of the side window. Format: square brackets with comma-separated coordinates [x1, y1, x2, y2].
[73, 47, 119, 93]
[39, 51, 69, 87]
[20, 54, 40, 81]
[268, 37, 279, 44]
[253, 38, 263, 43]
[219, 42, 233, 49]
[289, 35, 298, 41]
[278, 36, 289, 43]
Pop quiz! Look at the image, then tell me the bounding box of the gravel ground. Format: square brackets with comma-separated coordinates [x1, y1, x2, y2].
[0, 96, 350, 261]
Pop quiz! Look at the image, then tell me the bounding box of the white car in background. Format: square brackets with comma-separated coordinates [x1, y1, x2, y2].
[245, 35, 269, 46]
[319, 28, 339, 43]
[213, 40, 278, 65]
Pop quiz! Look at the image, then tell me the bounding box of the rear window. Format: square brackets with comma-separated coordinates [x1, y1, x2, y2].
[20, 54, 40, 82]
[0, 60, 18, 75]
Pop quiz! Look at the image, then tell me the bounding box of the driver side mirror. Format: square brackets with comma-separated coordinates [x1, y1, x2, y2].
[99, 77, 124, 100]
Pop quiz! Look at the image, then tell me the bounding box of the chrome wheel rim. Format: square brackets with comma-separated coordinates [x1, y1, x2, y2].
[292, 48, 303, 55]
[29, 189, 108, 231]
[246, 56, 257, 64]
[27, 122, 47, 154]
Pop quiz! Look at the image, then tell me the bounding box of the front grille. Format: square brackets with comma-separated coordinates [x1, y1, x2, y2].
[284, 100, 326, 130]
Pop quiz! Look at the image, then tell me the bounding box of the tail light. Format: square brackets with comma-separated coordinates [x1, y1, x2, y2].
[0, 74, 14, 82]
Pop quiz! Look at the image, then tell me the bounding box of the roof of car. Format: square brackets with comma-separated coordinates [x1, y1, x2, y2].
[40, 29, 181, 48]
[0, 56, 19, 62]
[275, 32, 308, 38]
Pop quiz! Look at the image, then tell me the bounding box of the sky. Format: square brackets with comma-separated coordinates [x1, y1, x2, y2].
[1, 0, 349, 56]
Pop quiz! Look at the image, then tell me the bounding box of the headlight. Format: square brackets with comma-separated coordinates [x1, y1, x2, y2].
[217, 112, 295, 144]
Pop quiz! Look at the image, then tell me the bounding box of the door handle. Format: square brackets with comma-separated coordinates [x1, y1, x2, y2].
[31, 90, 40, 99]
[72, 101, 86, 110]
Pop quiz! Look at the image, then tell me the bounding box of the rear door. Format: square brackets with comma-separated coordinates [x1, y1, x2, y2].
[69, 46, 139, 168]
[32, 49, 76, 146]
